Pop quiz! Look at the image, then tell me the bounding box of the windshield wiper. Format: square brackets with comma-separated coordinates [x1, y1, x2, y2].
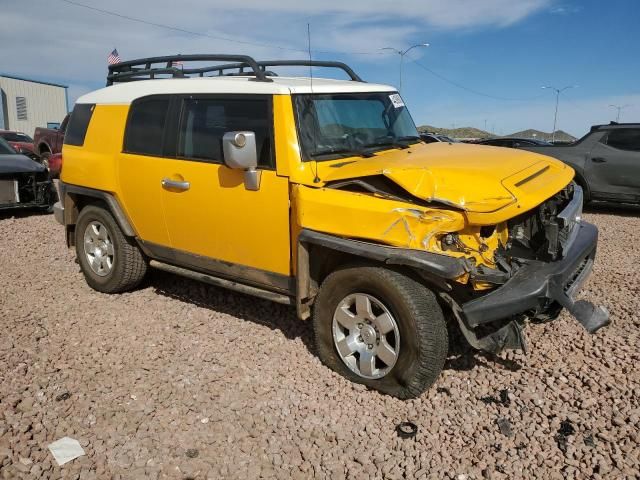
[309, 147, 374, 159]
[363, 135, 421, 151]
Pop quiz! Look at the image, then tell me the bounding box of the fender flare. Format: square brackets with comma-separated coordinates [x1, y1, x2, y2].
[37, 142, 52, 155]
[295, 229, 469, 320]
[59, 182, 137, 237]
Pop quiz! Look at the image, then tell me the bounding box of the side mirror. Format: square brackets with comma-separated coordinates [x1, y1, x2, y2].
[222, 131, 261, 191]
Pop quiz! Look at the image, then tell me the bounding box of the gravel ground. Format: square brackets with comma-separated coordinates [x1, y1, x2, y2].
[0, 206, 639, 479]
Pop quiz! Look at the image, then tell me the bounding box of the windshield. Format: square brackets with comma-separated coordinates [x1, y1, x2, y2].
[294, 92, 420, 161]
[0, 137, 16, 154]
[0, 132, 33, 143]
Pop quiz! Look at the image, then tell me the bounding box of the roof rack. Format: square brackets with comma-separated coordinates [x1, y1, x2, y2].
[209, 60, 364, 82]
[107, 54, 272, 86]
[106, 55, 364, 85]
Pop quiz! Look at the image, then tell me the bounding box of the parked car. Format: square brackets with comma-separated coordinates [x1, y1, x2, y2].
[0, 137, 55, 212]
[420, 132, 459, 144]
[54, 54, 608, 399]
[47, 152, 63, 179]
[520, 123, 640, 204]
[0, 130, 39, 161]
[476, 137, 552, 148]
[33, 113, 69, 161]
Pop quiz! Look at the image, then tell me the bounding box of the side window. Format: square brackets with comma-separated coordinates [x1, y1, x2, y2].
[124, 97, 170, 156]
[603, 129, 640, 152]
[64, 104, 95, 146]
[177, 97, 273, 167]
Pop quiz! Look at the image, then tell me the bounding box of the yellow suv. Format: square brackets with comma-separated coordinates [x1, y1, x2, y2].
[54, 55, 608, 398]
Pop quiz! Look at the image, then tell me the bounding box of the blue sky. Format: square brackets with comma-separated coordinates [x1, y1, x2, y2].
[2, 0, 638, 137]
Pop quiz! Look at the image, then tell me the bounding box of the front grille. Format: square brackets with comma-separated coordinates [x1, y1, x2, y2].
[563, 256, 589, 293]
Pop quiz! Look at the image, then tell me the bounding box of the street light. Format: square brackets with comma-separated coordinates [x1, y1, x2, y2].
[381, 43, 429, 93]
[541, 85, 578, 143]
[609, 104, 632, 122]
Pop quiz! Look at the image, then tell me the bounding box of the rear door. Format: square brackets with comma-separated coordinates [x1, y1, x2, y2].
[117, 96, 172, 247]
[586, 128, 640, 201]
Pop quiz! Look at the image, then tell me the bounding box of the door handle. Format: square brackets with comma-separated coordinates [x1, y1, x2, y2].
[161, 178, 190, 191]
[591, 157, 607, 163]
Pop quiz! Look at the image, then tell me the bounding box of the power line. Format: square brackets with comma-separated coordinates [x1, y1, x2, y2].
[52, 0, 559, 100]
[409, 58, 545, 102]
[55, 0, 386, 56]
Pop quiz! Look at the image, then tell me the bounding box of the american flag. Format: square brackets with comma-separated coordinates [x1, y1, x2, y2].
[107, 49, 121, 65]
[171, 60, 183, 67]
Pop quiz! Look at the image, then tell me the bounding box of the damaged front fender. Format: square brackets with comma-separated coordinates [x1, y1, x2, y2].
[292, 184, 467, 251]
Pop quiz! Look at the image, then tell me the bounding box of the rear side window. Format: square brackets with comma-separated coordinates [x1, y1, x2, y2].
[177, 97, 273, 167]
[603, 128, 640, 152]
[64, 104, 95, 146]
[124, 97, 170, 156]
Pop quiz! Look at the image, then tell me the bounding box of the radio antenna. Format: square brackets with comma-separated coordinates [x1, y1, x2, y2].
[307, 22, 321, 183]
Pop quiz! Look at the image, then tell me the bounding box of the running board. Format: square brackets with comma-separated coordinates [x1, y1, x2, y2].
[149, 260, 294, 305]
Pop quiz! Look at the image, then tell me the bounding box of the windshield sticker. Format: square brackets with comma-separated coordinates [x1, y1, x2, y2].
[389, 94, 405, 108]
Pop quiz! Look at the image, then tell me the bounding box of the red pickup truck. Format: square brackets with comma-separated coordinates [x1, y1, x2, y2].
[33, 113, 69, 160]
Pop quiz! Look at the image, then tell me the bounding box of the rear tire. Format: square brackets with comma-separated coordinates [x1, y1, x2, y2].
[313, 266, 448, 399]
[75, 205, 147, 293]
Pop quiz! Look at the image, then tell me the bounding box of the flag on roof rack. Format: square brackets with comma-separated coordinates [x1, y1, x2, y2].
[108, 49, 121, 65]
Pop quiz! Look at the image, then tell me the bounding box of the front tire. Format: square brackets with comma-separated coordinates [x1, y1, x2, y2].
[313, 266, 448, 399]
[75, 205, 147, 293]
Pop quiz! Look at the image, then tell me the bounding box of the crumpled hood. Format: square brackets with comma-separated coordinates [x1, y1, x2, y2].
[317, 142, 573, 214]
[0, 154, 46, 174]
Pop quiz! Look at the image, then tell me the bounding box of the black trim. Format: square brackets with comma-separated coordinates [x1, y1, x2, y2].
[209, 60, 364, 82]
[139, 240, 294, 295]
[298, 229, 468, 279]
[107, 54, 273, 85]
[60, 182, 136, 237]
[149, 260, 293, 305]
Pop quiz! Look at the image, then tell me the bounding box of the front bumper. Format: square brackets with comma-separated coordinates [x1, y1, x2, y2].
[53, 201, 64, 225]
[461, 221, 609, 334]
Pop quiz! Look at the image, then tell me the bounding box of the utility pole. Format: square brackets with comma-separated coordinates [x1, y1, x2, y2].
[609, 104, 631, 122]
[381, 43, 429, 93]
[542, 85, 578, 143]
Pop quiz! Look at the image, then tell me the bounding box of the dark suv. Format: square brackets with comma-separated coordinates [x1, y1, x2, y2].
[521, 123, 640, 204]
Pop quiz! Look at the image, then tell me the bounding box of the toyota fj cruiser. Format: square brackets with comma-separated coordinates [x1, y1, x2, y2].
[54, 55, 609, 398]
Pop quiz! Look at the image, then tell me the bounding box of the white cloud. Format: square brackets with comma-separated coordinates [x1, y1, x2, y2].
[0, 0, 551, 104]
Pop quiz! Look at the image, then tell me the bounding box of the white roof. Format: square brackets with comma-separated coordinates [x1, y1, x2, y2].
[78, 76, 396, 105]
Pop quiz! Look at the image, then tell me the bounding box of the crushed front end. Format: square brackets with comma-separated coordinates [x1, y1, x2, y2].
[448, 183, 609, 353]
[0, 170, 54, 211]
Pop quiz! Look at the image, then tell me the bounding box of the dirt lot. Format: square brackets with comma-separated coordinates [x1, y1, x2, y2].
[0, 207, 639, 479]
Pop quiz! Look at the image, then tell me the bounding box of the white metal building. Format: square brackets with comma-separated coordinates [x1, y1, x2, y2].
[0, 74, 68, 137]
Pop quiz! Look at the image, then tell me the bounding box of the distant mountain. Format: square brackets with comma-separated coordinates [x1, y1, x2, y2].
[418, 125, 577, 142]
[418, 125, 492, 139]
[506, 129, 576, 142]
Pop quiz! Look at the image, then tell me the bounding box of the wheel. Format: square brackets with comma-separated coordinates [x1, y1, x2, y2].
[313, 266, 448, 399]
[75, 205, 147, 293]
